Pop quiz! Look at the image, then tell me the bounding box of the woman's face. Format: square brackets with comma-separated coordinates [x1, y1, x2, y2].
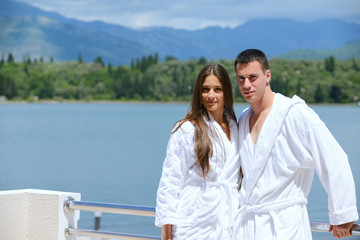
[201, 74, 225, 117]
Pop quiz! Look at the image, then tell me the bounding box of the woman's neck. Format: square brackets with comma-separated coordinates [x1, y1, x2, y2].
[209, 109, 224, 126]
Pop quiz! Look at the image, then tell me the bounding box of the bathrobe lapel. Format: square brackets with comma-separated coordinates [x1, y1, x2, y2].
[241, 93, 304, 200]
[207, 111, 239, 176]
[223, 114, 239, 177]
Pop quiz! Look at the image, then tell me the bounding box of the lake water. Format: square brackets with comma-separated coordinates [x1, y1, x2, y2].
[0, 103, 359, 239]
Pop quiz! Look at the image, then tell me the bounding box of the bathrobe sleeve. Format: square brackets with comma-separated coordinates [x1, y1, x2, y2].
[289, 104, 359, 225]
[155, 122, 196, 226]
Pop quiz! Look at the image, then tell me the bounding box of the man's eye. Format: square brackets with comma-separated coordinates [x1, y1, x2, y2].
[250, 75, 258, 81]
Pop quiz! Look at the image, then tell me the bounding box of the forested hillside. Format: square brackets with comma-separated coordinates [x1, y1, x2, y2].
[1, 54, 359, 103]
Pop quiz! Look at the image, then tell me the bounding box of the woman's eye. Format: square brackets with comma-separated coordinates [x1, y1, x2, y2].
[202, 88, 210, 93]
[215, 88, 222, 92]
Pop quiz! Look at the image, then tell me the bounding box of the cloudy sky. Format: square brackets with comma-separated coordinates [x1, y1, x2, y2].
[16, 0, 360, 30]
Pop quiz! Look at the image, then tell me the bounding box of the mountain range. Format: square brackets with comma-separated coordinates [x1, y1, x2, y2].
[1, 0, 360, 65]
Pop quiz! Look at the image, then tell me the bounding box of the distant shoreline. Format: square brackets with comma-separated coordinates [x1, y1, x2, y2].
[0, 100, 358, 107]
[0, 100, 190, 105]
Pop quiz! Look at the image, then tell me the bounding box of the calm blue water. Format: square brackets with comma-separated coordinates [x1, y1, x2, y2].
[0, 103, 359, 239]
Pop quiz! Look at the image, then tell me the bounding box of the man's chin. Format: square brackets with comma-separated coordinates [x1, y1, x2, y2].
[242, 95, 254, 103]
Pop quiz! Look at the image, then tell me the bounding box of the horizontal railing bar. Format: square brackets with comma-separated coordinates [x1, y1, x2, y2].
[66, 222, 360, 239]
[310, 221, 360, 236]
[65, 227, 161, 240]
[66, 199, 155, 217]
[66, 223, 360, 240]
[64, 197, 360, 236]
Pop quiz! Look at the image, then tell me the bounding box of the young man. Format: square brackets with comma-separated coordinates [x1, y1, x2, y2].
[232, 49, 358, 239]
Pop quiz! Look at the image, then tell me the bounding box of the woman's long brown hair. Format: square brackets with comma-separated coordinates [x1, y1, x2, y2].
[172, 64, 236, 177]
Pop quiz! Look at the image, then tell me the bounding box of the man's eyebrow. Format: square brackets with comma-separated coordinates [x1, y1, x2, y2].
[237, 74, 259, 77]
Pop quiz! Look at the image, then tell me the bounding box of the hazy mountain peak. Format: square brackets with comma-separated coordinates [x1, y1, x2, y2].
[1, 0, 359, 65]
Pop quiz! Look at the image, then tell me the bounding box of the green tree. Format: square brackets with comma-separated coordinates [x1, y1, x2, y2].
[324, 56, 335, 75]
[154, 52, 159, 64]
[136, 58, 140, 69]
[165, 56, 176, 62]
[94, 56, 104, 67]
[107, 63, 113, 75]
[0, 54, 4, 65]
[24, 65, 30, 77]
[0, 74, 17, 99]
[198, 56, 207, 65]
[314, 84, 324, 103]
[131, 59, 135, 71]
[78, 54, 83, 63]
[7, 53, 14, 64]
[147, 55, 154, 66]
[329, 85, 342, 103]
[351, 58, 359, 71]
[140, 56, 147, 73]
[113, 66, 132, 99]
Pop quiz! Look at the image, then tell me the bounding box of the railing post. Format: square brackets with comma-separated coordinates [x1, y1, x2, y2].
[0, 189, 81, 240]
[94, 211, 101, 230]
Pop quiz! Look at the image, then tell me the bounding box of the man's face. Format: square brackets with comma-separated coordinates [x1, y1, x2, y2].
[235, 60, 271, 103]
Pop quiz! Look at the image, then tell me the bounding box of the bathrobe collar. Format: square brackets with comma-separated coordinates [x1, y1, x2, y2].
[206, 110, 238, 144]
[241, 93, 305, 199]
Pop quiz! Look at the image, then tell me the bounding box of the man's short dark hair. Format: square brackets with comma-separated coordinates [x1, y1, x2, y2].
[234, 49, 269, 73]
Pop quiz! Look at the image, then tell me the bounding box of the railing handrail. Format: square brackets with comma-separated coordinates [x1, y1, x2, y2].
[311, 220, 360, 235]
[64, 197, 155, 217]
[64, 197, 360, 238]
[65, 227, 161, 240]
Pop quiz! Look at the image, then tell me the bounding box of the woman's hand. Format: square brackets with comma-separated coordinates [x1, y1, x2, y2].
[329, 222, 354, 238]
[162, 224, 172, 240]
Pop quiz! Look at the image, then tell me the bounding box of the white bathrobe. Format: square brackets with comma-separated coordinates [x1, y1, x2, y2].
[233, 93, 358, 240]
[155, 112, 240, 240]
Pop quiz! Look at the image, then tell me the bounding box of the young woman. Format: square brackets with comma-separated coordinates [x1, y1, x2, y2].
[155, 64, 241, 240]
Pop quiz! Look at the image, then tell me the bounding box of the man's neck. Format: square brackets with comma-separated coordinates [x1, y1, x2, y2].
[250, 89, 275, 116]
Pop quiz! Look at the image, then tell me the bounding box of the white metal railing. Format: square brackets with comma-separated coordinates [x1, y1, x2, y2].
[65, 228, 161, 240]
[311, 221, 360, 235]
[64, 196, 160, 240]
[63, 197, 360, 239]
[64, 197, 155, 217]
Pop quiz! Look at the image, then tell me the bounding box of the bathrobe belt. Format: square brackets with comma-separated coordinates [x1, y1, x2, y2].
[233, 197, 308, 240]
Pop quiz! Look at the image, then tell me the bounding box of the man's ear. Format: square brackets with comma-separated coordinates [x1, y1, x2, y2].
[265, 69, 271, 84]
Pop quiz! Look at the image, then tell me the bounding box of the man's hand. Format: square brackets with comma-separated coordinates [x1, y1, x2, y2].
[329, 222, 354, 238]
